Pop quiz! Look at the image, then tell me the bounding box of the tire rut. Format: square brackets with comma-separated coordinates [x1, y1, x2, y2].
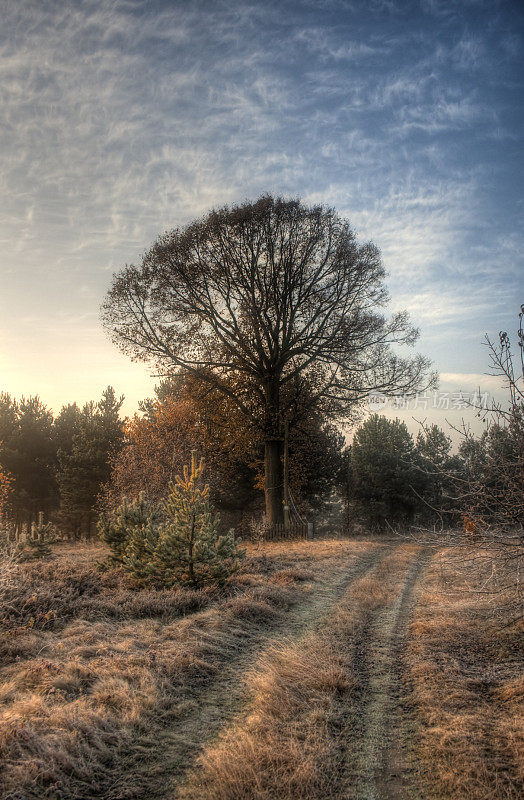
[339, 547, 431, 800]
[375, 548, 431, 800]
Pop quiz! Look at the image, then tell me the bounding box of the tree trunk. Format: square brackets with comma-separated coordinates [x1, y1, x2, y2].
[265, 438, 283, 525]
[264, 377, 284, 526]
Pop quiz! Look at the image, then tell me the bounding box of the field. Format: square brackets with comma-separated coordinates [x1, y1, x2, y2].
[0, 537, 522, 800]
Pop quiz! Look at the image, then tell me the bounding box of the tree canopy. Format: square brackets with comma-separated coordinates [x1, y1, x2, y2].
[103, 195, 434, 523]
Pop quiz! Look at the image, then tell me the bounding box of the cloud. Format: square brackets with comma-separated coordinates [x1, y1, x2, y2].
[294, 27, 387, 61]
[439, 372, 507, 389]
[395, 94, 493, 133]
[0, 0, 522, 412]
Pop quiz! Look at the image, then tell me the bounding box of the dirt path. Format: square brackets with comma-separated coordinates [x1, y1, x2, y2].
[339, 547, 431, 800]
[375, 549, 430, 800]
[166, 543, 435, 800]
[116, 542, 391, 799]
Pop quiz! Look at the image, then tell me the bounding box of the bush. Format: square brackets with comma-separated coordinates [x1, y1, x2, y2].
[98, 493, 161, 567]
[99, 454, 244, 587]
[20, 521, 57, 561]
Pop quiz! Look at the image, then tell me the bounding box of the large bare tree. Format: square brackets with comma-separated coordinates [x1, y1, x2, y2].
[102, 196, 433, 524]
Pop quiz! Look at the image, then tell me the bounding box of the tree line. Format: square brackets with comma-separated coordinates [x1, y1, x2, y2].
[0, 374, 345, 536]
[3, 372, 519, 538]
[0, 387, 123, 536]
[1, 195, 520, 546]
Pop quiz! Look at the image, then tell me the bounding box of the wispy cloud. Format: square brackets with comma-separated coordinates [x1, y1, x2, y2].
[0, 0, 522, 414]
[439, 372, 507, 389]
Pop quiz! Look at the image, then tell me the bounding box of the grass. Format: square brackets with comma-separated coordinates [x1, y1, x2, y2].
[0, 536, 363, 800]
[1, 536, 521, 800]
[408, 547, 524, 800]
[180, 641, 350, 800]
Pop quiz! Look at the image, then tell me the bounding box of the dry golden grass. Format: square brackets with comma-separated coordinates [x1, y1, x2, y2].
[0, 536, 366, 800]
[6, 537, 517, 800]
[408, 548, 524, 800]
[179, 642, 349, 800]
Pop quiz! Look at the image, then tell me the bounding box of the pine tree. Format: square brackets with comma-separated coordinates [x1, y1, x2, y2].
[0, 464, 13, 524]
[415, 424, 462, 520]
[152, 453, 242, 587]
[21, 521, 56, 561]
[53, 403, 81, 461]
[58, 388, 124, 536]
[0, 394, 56, 525]
[99, 454, 243, 587]
[99, 493, 161, 580]
[350, 414, 425, 530]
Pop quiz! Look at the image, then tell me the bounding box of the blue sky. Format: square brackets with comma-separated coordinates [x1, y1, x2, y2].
[0, 0, 522, 433]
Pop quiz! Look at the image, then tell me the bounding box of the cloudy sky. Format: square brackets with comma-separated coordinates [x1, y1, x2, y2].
[1, 0, 522, 432]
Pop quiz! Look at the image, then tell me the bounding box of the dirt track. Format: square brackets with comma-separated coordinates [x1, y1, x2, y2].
[169, 542, 432, 800]
[337, 547, 430, 800]
[3, 538, 516, 800]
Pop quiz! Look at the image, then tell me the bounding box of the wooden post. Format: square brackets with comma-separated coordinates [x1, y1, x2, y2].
[307, 522, 314, 540]
[283, 420, 290, 530]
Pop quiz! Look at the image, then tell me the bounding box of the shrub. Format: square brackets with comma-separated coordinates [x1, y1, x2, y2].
[20, 521, 57, 561]
[99, 454, 244, 588]
[98, 493, 161, 567]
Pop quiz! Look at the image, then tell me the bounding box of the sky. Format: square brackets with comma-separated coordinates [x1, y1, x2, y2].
[0, 0, 523, 435]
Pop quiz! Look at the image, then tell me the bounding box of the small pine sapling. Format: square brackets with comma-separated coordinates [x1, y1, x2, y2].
[153, 452, 243, 587]
[98, 493, 161, 574]
[98, 457, 243, 587]
[120, 514, 161, 585]
[21, 522, 57, 561]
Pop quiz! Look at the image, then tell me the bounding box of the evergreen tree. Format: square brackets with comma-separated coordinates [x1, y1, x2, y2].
[0, 394, 18, 523]
[53, 403, 82, 460]
[153, 453, 242, 587]
[0, 394, 56, 524]
[99, 493, 161, 580]
[415, 424, 462, 520]
[100, 455, 243, 587]
[0, 394, 17, 448]
[458, 412, 524, 529]
[349, 414, 424, 530]
[58, 387, 124, 536]
[0, 464, 13, 523]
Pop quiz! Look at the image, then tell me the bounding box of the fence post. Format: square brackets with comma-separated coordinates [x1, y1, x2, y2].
[307, 522, 314, 540]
